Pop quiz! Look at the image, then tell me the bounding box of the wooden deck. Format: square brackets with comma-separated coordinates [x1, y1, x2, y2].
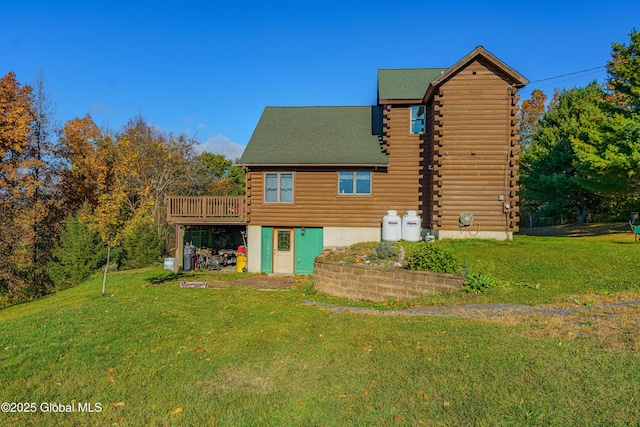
[167, 196, 247, 225]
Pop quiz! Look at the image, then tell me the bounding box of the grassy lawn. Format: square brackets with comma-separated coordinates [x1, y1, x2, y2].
[325, 227, 640, 308]
[1, 231, 640, 426]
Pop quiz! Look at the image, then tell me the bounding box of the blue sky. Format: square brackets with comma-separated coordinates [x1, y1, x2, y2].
[2, 1, 639, 160]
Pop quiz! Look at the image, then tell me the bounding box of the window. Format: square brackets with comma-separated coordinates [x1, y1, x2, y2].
[277, 230, 291, 251]
[410, 105, 425, 134]
[339, 171, 371, 195]
[265, 173, 293, 203]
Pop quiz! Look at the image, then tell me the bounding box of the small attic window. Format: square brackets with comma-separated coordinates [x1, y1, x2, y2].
[410, 105, 425, 134]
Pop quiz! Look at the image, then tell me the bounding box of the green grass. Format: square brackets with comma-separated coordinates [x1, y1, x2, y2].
[438, 233, 640, 304]
[1, 233, 640, 426]
[323, 232, 640, 308]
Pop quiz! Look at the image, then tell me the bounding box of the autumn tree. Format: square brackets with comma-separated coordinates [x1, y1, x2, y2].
[54, 114, 198, 285]
[0, 72, 35, 302]
[57, 114, 114, 210]
[519, 89, 548, 147]
[82, 191, 129, 296]
[113, 115, 195, 259]
[22, 70, 63, 291]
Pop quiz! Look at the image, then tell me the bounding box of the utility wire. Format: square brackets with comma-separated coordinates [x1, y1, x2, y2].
[533, 69, 607, 89]
[528, 66, 607, 84]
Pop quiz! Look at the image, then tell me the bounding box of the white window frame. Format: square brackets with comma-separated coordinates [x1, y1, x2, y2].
[264, 172, 294, 203]
[338, 171, 372, 195]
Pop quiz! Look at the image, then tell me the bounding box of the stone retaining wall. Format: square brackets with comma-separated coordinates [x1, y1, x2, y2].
[313, 249, 465, 302]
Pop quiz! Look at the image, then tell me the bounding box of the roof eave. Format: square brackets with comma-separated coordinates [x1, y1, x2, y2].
[241, 163, 389, 168]
[378, 99, 423, 105]
[423, 46, 529, 102]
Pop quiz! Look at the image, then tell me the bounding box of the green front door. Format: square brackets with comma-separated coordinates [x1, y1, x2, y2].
[294, 227, 323, 274]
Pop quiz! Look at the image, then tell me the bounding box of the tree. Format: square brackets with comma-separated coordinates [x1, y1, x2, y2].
[116, 116, 193, 216]
[57, 114, 113, 210]
[113, 115, 195, 257]
[120, 213, 163, 270]
[521, 83, 606, 223]
[23, 70, 62, 292]
[48, 209, 108, 289]
[519, 89, 547, 147]
[190, 152, 246, 196]
[606, 28, 640, 110]
[0, 72, 34, 301]
[568, 30, 640, 197]
[82, 191, 129, 296]
[521, 30, 640, 224]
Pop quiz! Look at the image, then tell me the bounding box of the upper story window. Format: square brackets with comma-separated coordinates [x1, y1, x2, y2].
[265, 173, 293, 203]
[339, 171, 371, 195]
[410, 105, 426, 134]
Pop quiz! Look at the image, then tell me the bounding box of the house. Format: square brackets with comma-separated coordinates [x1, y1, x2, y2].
[167, 46, 528, 274]
[238, 46, 527, 274]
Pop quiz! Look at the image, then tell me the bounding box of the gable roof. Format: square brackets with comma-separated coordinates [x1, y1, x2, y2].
[239, 106, 388, 166]
[378, 68, 447, 101]
[424, 46, 529, 101]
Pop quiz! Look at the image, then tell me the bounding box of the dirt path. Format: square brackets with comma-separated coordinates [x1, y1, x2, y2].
[301, 299, 640, 350]
[301, 299, 640, 319]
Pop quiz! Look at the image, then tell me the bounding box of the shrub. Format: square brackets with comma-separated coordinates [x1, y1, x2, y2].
[464, 273, 497, 293]
[373, 241, 398, 260]
[405, 243, 458, 273]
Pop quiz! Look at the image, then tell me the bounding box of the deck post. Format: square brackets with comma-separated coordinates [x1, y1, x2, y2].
[175, 225, 185, 272]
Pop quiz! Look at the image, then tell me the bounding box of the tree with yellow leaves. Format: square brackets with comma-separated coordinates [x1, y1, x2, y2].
[518, 89, 547, 148]
[0, 72, 35, 302]
[57, 114, 115, 210]
[82, 191, 129, 296]
[113, 115, 194, 259]
[22, 70, 63, 292]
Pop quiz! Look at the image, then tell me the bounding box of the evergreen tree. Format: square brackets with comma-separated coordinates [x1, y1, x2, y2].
[48, 210, 108, 289]
[121, 214, 162, 270]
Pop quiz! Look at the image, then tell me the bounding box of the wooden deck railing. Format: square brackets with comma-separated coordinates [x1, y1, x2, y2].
[167, 196, 246, 224]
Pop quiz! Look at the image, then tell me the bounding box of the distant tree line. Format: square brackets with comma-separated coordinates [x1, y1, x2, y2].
[520, 29, 640, 225]
[0, 72, 244, 307]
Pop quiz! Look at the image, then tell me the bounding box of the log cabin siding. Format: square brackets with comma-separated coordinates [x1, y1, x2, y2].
[245, 106, 425, 228]
[419, 104, 435, 229]
[429, 58, 520, 232]
[240, 47, 527, 241]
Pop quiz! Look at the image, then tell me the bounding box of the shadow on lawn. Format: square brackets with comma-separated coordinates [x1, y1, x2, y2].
[145, 272, 189, 285]
[518, 222, 630, 237]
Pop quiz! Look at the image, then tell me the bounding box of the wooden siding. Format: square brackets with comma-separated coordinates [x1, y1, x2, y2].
[166, 196, 246, 225]
[428, 58, 520, 232]
[246, 56, 522, 233]
[420, 105, 435, 228]
[245, 107, 424, 228]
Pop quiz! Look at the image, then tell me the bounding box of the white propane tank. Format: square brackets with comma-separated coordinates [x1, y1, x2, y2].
[402, 210, 421, 242]
[382, 210, 401, 241]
